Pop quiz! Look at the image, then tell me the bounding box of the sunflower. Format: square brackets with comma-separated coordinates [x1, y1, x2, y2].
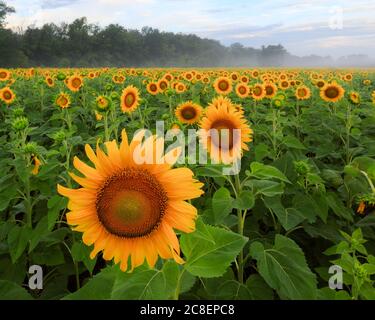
[57, 129, 203, 272]
[235, 83, 250, 98]
[146, 82, 159, 95]
[349, 91, 360, 104]
[96, 95, 110, 110]
[295, 85, 311, 100]
[0, 87, 16, 104]
[112, 74, 126, 84]
[213, 77, 232, 95]
[251, 84, 266, 100]
[315, 80, 326, 89]
[279, 80, 290, 90]
[184, 72, 193, 81]
[251, 70, 259, 78]
[363, 79, 371, 86]
[120, 85, 140, 113]
[240, 75, 249, 83]
[320, 83, 345, 103]
[0, 69, 11, 82]
[199, 102, 253, 164]
[45, 76, 55, 88]
[175, 82, 187, 94]
[264, 82, 278, 98]
[175, 101, 203, 125]
[157, 79, 169, 93]
[55, 92, 71, 109]
[67, 75, 83, 92]
[230, 72, 239, 82]
[343, 73, 353, 82]
[95, 111, 103, 121]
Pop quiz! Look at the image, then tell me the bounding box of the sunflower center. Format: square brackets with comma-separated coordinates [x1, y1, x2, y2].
[325, 86, 339, 99]
[72, 78, 82, 88]
[150, 84, 157, 91]
[210, 119, 236, 150]
[124, 93, 135, 107]
[298, 88, 307, 97]
[253, 86, 262, 96]
[59, 96, 68, 105]
[265, 86, 274, 95]
[218, 80, 229, 91]
[96, 168, 168, 238]
[3, 91, 11, 100]
[0, 72, 6, 79]
[181, 106, 197, 120]
[239, 86, 246, 94]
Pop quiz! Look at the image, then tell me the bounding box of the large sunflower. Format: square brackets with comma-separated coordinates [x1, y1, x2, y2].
[58, 130, 204, 272]
[67, 75, 83, 92]
[120, 85, 140, 113]
[175, 101, 203, 125]
[199, 102, 253, 164]
[320, 82, 345, 103]
[0, 87, 16, 104]
[213, 77, 232, 95]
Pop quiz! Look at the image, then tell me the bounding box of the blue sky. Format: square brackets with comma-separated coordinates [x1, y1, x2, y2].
[5, 0, 375, 57]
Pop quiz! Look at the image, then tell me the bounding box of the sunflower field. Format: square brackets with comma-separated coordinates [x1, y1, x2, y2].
[0, 67, 375, 300]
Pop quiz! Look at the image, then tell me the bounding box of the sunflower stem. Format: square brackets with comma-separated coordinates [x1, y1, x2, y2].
[103, 111, 110, 141]
[173, 268, 185, 300]
[234, 173, 244, 284]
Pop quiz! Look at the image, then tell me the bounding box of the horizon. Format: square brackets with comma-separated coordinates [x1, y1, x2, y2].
[5, 0, 375, 60]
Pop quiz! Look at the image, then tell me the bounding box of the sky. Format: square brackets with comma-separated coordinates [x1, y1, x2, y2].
[4, 0, 375, 58]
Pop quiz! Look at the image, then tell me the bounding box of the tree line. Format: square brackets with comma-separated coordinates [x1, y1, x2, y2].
[0, 1, 289, 68]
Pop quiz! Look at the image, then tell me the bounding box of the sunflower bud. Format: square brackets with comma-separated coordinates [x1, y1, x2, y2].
[53, 130, 66, 143]
[23, 142, 38, 155]
[12, 116, 29, 131]
[12, 107, 24, 117]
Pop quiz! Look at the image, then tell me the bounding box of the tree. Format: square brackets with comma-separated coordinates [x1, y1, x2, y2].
[0, 0, 14, 27]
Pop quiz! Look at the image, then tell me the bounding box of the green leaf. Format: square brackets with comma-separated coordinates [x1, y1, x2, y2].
[195, 165, 231, 177]
[32, 245, 65, 266]
[250, 235, 317, 299]
[7, 225, 32, 263]
[64, 261, 180, 300]
[245, 179, 285, 197]
[326, 192, 354, 222]
[29, 216, 49, 253]
[249, 162, 291, 183]
[233, 190, 255, 210]
[180, 221, 248, 278]
[246, 274, 274, 300]
[47, 195, 68, 231]
[254, 143, 269, 162]
[264, 197, 305, 231]
[0, 280, 33, 300]
[282, 135, 306, 150]
[71, 242, 97, 274]
[212, 187, 233, 224]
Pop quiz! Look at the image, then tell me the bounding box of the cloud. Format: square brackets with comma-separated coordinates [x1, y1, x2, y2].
[41, 0, 80, 9]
